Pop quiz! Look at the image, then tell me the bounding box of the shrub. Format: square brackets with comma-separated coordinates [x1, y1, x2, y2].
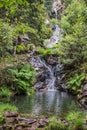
[45, 117, 66, 130]
[0, 113, 5, 125]
[66, 111, 84, 130]
[67, 73, 86, 92]
[0, 87, 11, 98]
[0, 103, 17, 113]
[0, 21, 14, 58]
[57, 0, 87, 68]
[2, 63, 36, 95]
[36, 47, 57, 56]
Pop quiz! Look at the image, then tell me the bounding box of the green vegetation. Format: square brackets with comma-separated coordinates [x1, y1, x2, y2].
[1, 64, 35, 95]
[36, 47, 56, 56]
[46, 0, 53, 13]
[45, 117, 66, 130]
[0, 103, 17, 113]
[58, 0, 87, 67]
[67, 73, 86, 92]
[0, 87, 11, 98]
[66, 111, 85, 130]
[0, 103, 17, 124]
[0, 0, 87, 128]
[0, 0, 51, 57]
[45, 111, 86, 130]
[55, 0, 87, 93]
[0, 0, 51, 95]
[0, 114, 4, 125]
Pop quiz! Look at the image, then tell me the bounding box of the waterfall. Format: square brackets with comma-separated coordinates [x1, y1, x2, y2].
[28, 0, 65, 92]
[28, 53, 65, 92]
[41, 61, 56, 91]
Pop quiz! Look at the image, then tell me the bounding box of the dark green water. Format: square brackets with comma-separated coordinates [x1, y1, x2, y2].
[11, 91, 81, 117]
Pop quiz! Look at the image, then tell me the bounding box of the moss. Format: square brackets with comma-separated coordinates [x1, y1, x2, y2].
[0, 103, 17, 113]
[66, 111, 85, 130]
[0, 113, 5, 125]
[0, 103, 17, 124]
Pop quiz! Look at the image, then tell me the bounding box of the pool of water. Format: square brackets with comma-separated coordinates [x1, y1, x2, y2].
[11, 91, 81, 117]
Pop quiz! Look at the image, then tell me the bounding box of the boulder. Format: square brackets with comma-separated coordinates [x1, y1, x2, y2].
[50, 11, 57, 18]
[36, 70, 46, 82]
[46, 57, 57, 66]
[79, 98, 87, 109]
[83, 83, 87, 91]
[78, 83, 87, 109]
[4, 111, 18, 118]
[38, 118, 49, 128]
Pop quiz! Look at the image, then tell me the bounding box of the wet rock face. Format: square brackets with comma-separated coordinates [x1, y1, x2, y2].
[27, 53, 66, 92]
[45, 55, 58, 65]
[83, 84, 87, 91]
[4, 111, 18, 117]
[79, 98, 87, 109]
[78, 83, 87, 109]
[50, 11, 57, 18]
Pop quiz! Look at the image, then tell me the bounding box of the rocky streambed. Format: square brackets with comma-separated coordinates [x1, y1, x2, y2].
[1, 111, 87, 130]
[0, 111, 49, 130]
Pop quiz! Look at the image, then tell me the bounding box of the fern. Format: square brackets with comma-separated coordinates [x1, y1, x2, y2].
[5, 64, 36, 95]
[67, 73, 86, 92]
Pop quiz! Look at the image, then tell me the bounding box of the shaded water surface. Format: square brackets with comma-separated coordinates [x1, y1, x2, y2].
[11, 91, 80, 117]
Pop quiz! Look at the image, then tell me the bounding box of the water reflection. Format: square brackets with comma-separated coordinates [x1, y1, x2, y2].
[11, 91, 80, 116]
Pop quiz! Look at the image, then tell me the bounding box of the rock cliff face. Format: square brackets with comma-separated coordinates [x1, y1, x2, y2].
[78, 83, 87, 109]
[27, 52, 66, 92]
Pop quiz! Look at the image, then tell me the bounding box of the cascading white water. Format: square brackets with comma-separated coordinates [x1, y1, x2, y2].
[47, 25, 60, 48]
[45, 1, 61, 90]
[47, 1, 60, 48]
[29, 55, 57, 91]
[41, 61, 56, 91]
